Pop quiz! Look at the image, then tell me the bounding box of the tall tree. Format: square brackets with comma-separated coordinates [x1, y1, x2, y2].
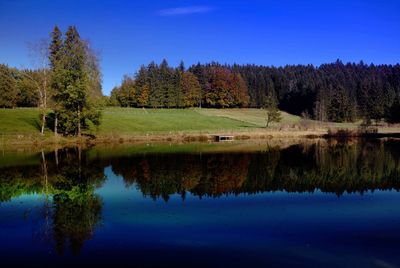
[49, 26, 63, 135]
[50, 26, 101, 136]
[148, 62, 163, 108]
[26, 38, 51, 134]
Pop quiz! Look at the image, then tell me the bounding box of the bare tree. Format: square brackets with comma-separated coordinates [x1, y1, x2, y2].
[25, 38, 50, 135]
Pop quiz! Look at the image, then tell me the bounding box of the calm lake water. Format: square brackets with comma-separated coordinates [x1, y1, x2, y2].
[1, 139, 400, 267]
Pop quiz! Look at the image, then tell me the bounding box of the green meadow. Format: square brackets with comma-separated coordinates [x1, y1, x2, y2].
[0, 107, 302, 135]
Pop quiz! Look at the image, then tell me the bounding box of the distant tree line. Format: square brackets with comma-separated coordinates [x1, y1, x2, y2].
[110, 60, 400, 123]
[110, 60, 249, 108]
[0, 26, 103, 136]
[230, 61, 400, 123]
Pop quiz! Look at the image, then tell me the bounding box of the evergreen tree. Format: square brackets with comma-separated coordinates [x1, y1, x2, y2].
[148, 62, 163, 108]
[327, 86, 355, 122]
[49, 26, 63, 69]
[50, 26, 101, 136]
[134, 65, 149, 107]
[49, 26, 64, 134]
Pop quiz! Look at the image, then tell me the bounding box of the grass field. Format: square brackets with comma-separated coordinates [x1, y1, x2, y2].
[98, 108, 258, 134]
[0, 108, 44, 134]
[0, 107, 355, 135]
[2, 107, 400, 144]
[195, 108, 301, 127]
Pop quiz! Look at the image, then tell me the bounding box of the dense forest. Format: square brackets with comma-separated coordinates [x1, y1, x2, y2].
[110, 60, 400, 123]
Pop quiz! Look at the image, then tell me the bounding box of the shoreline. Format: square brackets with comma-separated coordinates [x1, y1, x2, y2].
[2, 128, 400, 150]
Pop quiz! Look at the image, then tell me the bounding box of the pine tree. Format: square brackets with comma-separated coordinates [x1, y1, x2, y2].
[49, 26, 64, 135]
[50, 26, 101, 136]
[327, 86, 354, 122]
[148, 62, 163, 108]
[49, 26, 63, 69]
[173, 68, 184, 107]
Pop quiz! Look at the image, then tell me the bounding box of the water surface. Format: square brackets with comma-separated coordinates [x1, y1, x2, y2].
[1, 139, 400, 267]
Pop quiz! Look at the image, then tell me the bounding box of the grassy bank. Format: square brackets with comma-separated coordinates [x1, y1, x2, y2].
[1, 107, 400, 147]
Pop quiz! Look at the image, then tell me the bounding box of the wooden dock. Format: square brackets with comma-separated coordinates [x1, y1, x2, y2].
[213, 135, 234, 142]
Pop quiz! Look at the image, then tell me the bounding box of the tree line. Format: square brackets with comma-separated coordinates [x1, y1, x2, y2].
[110, 60, 400, 123]
[110, 60, 249, 108]
[0, 26, 103, 136]
[231, 61, 400, 123]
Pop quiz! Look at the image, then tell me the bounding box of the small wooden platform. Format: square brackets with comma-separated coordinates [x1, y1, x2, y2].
[213, 135, 234, 142]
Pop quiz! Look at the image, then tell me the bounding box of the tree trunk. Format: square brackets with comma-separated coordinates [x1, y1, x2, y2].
[77, 106, 81, 137]
[40, 70, 47, 135]
[54, 113, 58, 136]
[41, 113, 46, 135]
[54, 148, 59, 166]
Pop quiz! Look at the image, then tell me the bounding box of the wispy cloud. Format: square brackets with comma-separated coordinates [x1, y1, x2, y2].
[157, 6, 215, 16]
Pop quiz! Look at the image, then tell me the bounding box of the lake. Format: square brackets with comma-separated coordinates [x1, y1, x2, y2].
[1, 139, 400, 267]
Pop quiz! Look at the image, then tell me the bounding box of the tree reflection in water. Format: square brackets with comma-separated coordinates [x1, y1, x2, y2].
[0, 147, 105, 255]
[1, 139, 400, 255]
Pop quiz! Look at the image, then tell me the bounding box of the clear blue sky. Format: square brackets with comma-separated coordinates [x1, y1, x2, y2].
[0, 0, 399, 95]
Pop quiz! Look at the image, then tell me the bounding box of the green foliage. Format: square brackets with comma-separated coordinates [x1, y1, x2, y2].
[16, 70, 40, 107]
[327, 86, 356, 122]
[0, 64, 18, 108]
[263, 95, 282, 127]
[50, 25, 102, 136]
[49, 26, 63, 69]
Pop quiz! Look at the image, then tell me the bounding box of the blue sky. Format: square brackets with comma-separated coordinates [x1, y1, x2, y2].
[0, 0, 399, 95]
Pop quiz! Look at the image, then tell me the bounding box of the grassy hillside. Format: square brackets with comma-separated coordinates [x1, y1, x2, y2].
[0, 107, 378, 138]
[196, 108, 301, 127]
[98, 108, 258, 134]
[0, 108, 43, 133]
[0, 107, 266, 135]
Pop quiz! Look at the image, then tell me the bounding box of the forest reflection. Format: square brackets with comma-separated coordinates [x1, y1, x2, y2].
[1, 139, 400, 255]
[109, 139, 400, 200]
